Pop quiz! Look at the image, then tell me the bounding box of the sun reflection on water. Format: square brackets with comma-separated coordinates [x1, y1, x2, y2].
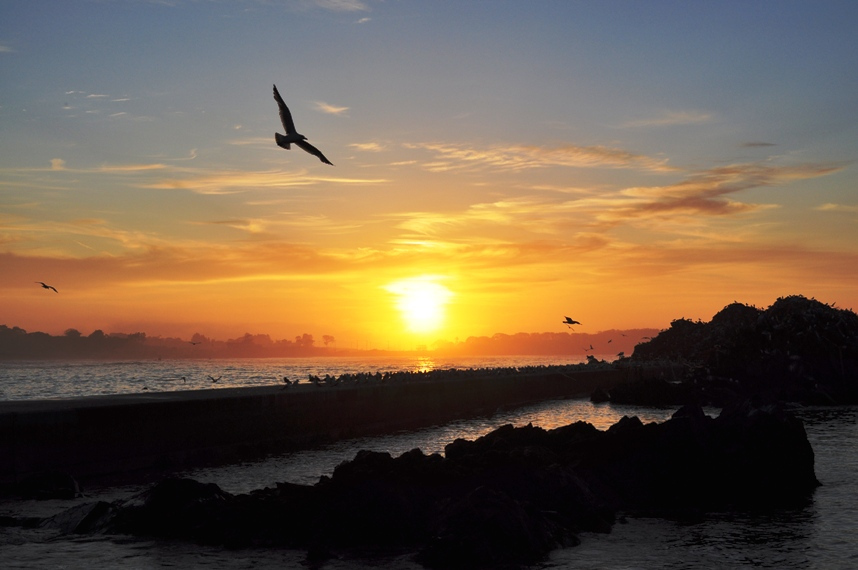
[413, 356, 435, 373]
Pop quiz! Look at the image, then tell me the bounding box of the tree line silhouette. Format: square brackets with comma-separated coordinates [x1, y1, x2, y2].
[0, 324, 658, 361]
[0, 326, 335, 360]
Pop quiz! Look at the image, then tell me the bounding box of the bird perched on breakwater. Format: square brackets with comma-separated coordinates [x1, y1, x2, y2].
[36, 281, 58, 293]
[273, 84, 333, 165]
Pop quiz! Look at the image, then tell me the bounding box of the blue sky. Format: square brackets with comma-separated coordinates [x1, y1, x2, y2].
[2, 0, 857, 346]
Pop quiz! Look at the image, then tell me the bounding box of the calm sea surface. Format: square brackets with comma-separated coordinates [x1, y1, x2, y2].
[1, 357, 856, 569]
[0, 355, 599, 401]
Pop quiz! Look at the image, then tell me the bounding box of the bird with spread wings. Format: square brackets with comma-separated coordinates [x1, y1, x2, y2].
[36, 281, 58, 293]
[273, 84, 333, 166]
[562, 316, 581, 329]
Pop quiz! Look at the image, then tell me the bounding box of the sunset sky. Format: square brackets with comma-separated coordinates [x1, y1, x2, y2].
[2, 1, 857, 350]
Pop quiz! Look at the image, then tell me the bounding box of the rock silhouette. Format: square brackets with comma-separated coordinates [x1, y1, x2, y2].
[54, 400, 818, 568]
[621, 295, 858, 406]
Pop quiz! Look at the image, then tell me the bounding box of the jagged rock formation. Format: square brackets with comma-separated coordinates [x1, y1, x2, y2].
[624, 295, 858, 405]
[45, 401, 818, 569]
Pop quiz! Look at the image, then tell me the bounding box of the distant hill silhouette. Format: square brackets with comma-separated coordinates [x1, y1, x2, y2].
[0, 325, 657, 361]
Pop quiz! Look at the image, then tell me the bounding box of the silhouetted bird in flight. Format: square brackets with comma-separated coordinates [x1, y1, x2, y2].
[562, 316, 581, 328]
[189, 341, 201, 345]
[208, 375, 221, 383]
[36, 281, 58, 293]
[273, 84, 333, 165]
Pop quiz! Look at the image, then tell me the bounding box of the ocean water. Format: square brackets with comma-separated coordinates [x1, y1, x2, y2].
[0, 355, 600, 401]
[0, 358, 856, 569]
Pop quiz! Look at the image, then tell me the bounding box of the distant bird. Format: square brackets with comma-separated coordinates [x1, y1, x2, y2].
[36, 281, 58, 293]
[189, 341, 201, 345]
[562, 316, 581, 329]
[181, 376, 187, 383]
[273, 84, 333, 165]
[607, 339, 613, 344]
[208, 375, 221, 383]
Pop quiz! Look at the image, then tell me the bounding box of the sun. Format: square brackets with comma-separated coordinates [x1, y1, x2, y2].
[385, 276, 454, 334]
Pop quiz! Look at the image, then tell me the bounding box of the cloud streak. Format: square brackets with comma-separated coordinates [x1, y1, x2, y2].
[314, 101, 349, 115]
[816, 203, 858, 214]
[620, 110, 713, 128]
[407, 142, 675, 173]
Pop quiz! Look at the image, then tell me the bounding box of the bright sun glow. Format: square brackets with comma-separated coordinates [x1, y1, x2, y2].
[385, 276, 454, 334]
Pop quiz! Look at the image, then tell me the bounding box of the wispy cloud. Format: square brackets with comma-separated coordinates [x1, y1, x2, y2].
[384, 160, 846, 253]
[816, 203, 858, 213]
[741, 142, 777, 148]
[407, 142, 674, 173]
[619, 110, 713, 128]
[350, 142, 386, 152]
[0, 44, 14, 53]
[314, 0, 368, 12]
[314, 101, 349, 115]
[145, 168, 387, 194]
[595, 161, 844, 223]
[3, 159, 167, 174]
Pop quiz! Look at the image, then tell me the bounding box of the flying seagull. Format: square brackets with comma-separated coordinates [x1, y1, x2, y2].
[36, 281, 58, 293]
[562, 316, 581, 327]
[273, 84, 333, 166]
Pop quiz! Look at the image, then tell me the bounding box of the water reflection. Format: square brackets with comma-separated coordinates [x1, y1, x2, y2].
[413, 356, 435, 373]
[182, 398, 698, 493]
[4, 400, 856, 570]
[1, 355, 592, 400]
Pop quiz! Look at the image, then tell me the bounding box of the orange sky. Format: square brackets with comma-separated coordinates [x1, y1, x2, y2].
[2, 2, 857, 350]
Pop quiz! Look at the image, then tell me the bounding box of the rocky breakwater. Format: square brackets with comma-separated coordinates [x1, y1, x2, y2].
[33, 400, 818, 569]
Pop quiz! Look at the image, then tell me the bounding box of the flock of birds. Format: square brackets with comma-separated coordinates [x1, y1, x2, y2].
[563, 315, 629, 358]
[161, 363, 615, 394]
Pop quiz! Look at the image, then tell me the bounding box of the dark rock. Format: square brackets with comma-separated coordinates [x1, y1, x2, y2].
[607, 377, 695, 406]
[590, 386, 610, 403]
[109, 477, 235, 542]
[59, 404, 817, 569]
[40, 501, 116, 534]
[418, 486, 562, 569]
[629, 295, 858, 406]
